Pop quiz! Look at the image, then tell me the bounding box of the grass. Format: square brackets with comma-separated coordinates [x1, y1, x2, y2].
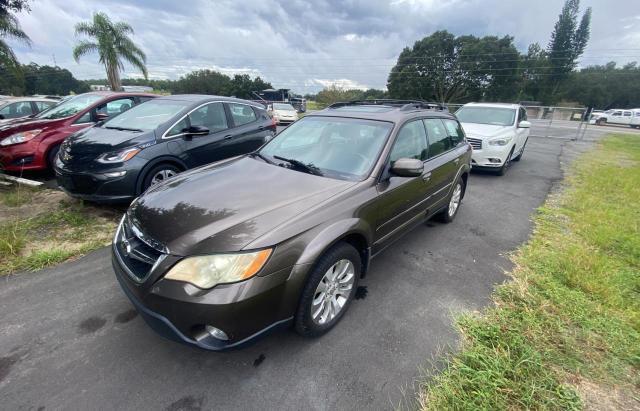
[1, 185, 39, 207]
[0, 185, 120, 275]
[419, 134, 640, 410]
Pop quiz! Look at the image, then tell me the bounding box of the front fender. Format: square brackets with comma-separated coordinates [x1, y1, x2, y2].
[295, 218, 373, 267]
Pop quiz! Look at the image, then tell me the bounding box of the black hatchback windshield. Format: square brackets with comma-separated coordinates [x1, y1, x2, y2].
[102, 99, 189, 131]
[259, 116, 393, 180]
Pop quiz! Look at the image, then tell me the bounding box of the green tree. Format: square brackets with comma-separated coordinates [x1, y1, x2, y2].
[546, 0, 591, 96]
[73, 12, 147, 91]
[563, 62, 640, 109]
[387, 31, 520, 103]
[22, 63, 89, 95]
[0, 0, 31, 94]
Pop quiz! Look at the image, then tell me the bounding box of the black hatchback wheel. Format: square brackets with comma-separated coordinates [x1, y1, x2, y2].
[142, 163, 181, 192]
[295, 242, 361, 337]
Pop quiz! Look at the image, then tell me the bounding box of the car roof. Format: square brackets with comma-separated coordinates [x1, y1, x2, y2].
[463, 102, 520, 110]
[154, 94, 266, 108]
[308, 100, 455, 123]
[0, 96, 58, 103]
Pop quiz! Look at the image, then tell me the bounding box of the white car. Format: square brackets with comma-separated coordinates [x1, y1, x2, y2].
[268, 103, 299, 125]
[455, 103, 531, 175]
[592, 108, 640, 128]
[0, 97, 58, 125]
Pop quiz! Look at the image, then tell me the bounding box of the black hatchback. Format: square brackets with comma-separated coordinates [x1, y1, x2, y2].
[55, 95, 276, 203]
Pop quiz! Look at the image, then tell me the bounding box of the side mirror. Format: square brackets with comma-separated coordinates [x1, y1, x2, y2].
[95, 112, 109, 122]
[0, 114, 4, 120]
[391, 158, 424, 177]
[185, 125, 209, 136]
[518, 120, 531, 128]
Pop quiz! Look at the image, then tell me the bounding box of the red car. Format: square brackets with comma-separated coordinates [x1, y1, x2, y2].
[0, 92, 156, 172]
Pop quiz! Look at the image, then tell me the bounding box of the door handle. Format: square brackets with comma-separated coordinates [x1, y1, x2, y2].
[422, 172, 432, 181]
[258, 126, 265, 131]
[223, 135, 233, 140]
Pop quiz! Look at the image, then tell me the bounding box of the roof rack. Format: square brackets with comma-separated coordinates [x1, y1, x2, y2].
[328, 99, 448, 112]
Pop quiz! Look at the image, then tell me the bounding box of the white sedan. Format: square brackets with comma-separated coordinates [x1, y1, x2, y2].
[268, 103, 299, 125]
[455, 103, 530, 175]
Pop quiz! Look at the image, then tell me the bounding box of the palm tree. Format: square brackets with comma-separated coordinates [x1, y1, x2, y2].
[0, 6, 31, 69]
[73, 12, 147, 91]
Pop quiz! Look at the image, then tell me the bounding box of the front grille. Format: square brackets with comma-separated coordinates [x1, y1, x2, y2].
[467, 137, 482, 150]
[115, 215, 166, 282]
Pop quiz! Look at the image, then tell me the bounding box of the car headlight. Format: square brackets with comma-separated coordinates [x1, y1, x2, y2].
[97, 147, 141, 163]
[0, 129, 42, 146]
[488, 136, 513, 146]
[164, 249, 273, 289]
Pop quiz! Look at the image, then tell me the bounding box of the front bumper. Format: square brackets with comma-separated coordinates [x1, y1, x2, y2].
[55, 160, 141, 203]
[0, 141, 44, 171]
[111, 242, 307, 351]
[470, 142, 512, 168]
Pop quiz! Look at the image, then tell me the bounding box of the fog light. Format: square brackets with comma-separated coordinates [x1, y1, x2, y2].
[205, 325, 229, 341]
[488, 158, 502, 164]
[103, 171, 126, 178]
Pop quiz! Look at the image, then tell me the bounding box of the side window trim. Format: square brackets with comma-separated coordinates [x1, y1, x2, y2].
[387, 118, 429, 165]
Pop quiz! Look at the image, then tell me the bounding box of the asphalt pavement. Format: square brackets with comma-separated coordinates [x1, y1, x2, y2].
[0, 130, 606, 410]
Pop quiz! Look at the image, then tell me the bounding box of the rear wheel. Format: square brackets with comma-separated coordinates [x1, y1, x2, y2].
[295, 242, 360, 337]
[436, 176, 464, 223]
[597, 118, 606, 126]
[141, 163, 181, 192]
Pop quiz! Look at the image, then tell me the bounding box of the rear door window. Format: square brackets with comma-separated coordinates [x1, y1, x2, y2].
[423, 119, 452, 158]
[228, 103, 257, 126]
[442, 119, 465, 146]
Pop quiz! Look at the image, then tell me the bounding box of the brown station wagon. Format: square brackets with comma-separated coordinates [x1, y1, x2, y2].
[112, 99, 472, 350]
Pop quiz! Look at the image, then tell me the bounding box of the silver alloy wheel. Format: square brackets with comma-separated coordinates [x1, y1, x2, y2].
[448, 183, 462, 217]
[150, 169, 177, 186]
[311, 259, 355, 325]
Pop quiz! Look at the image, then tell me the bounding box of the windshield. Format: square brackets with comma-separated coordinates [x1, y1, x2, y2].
[455, 106, 516, 126]
[36, 94, 103, 120]
[102, 99, 189, 131]
[259, 116, 393, 180]
[273, 103, 295, 111]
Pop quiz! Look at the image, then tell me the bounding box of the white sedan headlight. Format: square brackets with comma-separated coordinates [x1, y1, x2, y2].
[164, 249, 272, 289]
[0, 129, 42, 146]
[488, 136, 513, 146]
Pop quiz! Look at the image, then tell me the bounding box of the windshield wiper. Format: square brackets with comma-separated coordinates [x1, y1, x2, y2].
[249, 152, 275, 165]
[104, 126, 144, 132]
[273, 155, 323, 176]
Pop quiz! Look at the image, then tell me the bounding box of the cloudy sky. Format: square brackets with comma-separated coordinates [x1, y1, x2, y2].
[9, 0, 640, 93]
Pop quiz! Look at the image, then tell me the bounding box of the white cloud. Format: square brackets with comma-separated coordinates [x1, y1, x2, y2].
[6, 0, 640, 94]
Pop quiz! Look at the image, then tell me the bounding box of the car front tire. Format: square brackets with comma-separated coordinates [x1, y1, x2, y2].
[141, 163, 181, 192]
[295, 242, 361, 337]
[496, 147, 515, 176]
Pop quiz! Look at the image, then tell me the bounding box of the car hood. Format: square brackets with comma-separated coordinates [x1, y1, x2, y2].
[58, 126, 155, 171]
[0, 116, 64, 136]
[274, 109, 297, 116]
[460, 122, 512, 139]
[129, 157, 355, 255]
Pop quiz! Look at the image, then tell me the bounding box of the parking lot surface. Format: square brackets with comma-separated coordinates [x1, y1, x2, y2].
[0, 135, 597, 410]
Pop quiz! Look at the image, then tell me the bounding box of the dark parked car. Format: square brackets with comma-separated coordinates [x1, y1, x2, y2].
[0, 92, 155, 172]
[112, 100, 471, 350]
[55, 95, 276, 203]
